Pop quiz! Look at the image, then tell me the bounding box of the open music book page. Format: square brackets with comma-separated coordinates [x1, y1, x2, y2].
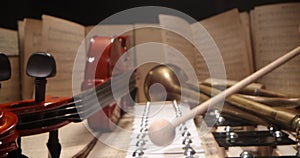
[239, 12, 254, 73]
[17, 20, 25, 99]
[134, 24, 166, 102]
[251, 3, 300, 96]
[158, 9, 252, 82]
[0, 28, 19, 56]
[19, 19, 42, 99]
[42, 15, 86, 96]
[17, 21, 24, 66]
[0, 28, 20, 102]
[159, 14, 198, 82]
[197, 9, 252, 81]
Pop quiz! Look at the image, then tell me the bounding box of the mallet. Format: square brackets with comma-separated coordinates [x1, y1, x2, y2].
[148, 45, 300, 146]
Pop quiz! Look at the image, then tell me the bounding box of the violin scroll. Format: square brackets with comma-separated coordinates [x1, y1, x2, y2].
[0, 111, 18, 157]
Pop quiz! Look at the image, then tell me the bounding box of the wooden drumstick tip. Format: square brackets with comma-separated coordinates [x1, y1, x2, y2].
[148, 119, 176, 146]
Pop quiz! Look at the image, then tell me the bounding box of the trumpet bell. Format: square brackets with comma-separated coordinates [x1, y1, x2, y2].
[144, 64, 185, 102]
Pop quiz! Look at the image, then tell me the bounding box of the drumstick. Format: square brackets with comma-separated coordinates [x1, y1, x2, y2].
[148, 45, 300, 146]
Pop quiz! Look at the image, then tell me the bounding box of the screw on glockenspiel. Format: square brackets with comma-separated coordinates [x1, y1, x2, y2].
[26, 52, 61, 158]
[140, 122, 148, 127]
[226, 132, 238, 143]
[181, 126, 188, 132]
[268, 124, 279, 134]
[240, 151, 254, 158]
[179, 123, 186, 131]
[140, 124, 148, 128]
[176, 111, 182, 117]
[296, 150, 300, 157]
[182, 137, 193, 145]
[132, 148, 144, 157]
[217, 116, 226, 125]
[141, 119, 148, 125]
[136, 133, 146, 139]
[273, 130, 283, 141]
[136, 139, 146, 150]
[140, 127, 148, 134]
[224, 126, 233, 136]
[182, 130, 191, 137]
[184, 146, 196, 157]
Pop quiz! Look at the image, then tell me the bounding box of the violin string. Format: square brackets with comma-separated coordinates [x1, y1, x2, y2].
[18, 79, 135, 122]
[18, 78, 135, 124]
[17, 77, 135, 127]
[76, 71, 132, 102]
[17, 84, 136, 127]
[17, 85, 135, 127]
[31, 71, 133, 115]
[73, 74, 135, 119]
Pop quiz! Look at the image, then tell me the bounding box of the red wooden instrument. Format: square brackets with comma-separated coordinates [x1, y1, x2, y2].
[0, 53, 19, 157]
[82, 36, 129, 131]
[0, 111, 18, 157]
[0, 36, 135, 157]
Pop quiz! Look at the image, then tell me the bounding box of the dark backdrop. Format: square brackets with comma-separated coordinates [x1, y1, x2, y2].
[0, 0, 297, 30]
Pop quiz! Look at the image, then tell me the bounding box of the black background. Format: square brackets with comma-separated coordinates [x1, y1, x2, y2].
[0, 0, 298, 30]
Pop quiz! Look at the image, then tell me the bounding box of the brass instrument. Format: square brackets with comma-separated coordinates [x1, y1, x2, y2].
[144, 64, 300, 132]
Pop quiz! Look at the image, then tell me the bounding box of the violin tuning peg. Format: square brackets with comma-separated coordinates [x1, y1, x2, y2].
[0, 53, 11, 82]
[26, 52, 56, 102]
[26, 52, 56, 79]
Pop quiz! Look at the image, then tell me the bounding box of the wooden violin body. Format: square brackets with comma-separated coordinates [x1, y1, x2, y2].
[0, 96, 72, 136]
[0, 111, 18, 157]
[0, 95, 73, 157]
[0, 53, 18, 157]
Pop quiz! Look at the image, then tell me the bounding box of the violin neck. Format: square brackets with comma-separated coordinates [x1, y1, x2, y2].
[75, 71, 136, 120]
[10, 71, 135, 136]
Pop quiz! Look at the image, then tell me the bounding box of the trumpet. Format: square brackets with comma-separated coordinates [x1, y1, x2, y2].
[144, 64, 300, 132]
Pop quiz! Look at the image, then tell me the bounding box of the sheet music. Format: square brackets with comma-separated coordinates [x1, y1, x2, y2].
[19, 19, 42, 99]
[134, 24, 165, 66]
[0, 28, 19, 56]
[239, 12, 254, 73]
[190, 22, 217, 81]
[251, 3, 300, 96]
[42, 15, 86, 96]
[198, 9, 251, 81]
[0, 28, 20, 102]
[159, 14, 197, 83]
[126, 102, 205, 158]
[134, 24, 166, 102]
